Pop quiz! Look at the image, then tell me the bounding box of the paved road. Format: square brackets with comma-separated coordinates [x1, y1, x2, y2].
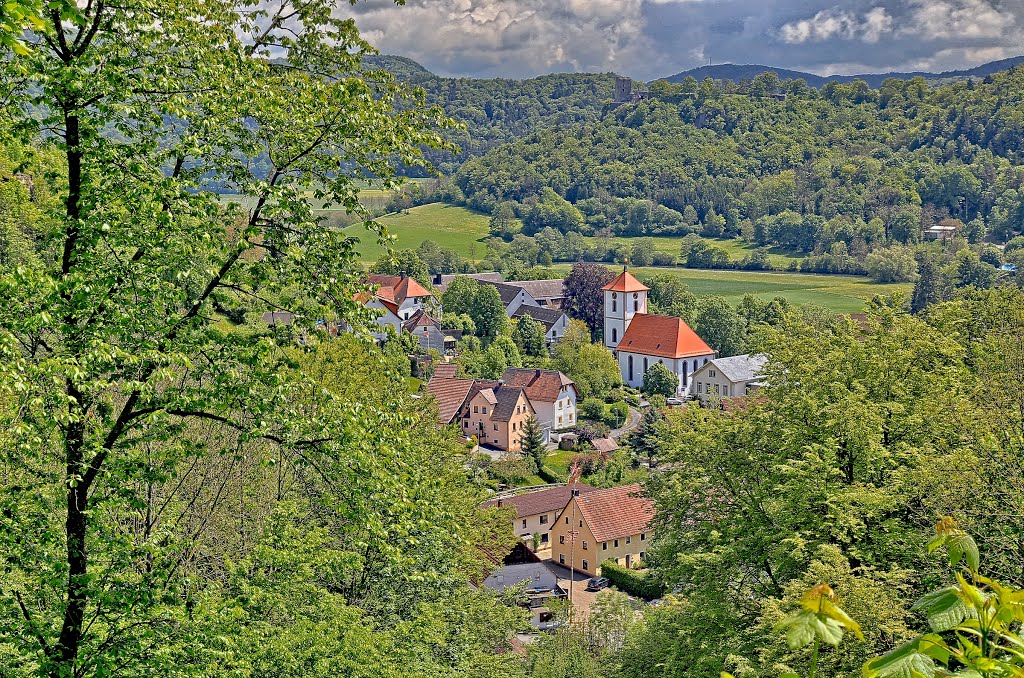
[545, 560, 600, 617]
[610, 406, 642, 440]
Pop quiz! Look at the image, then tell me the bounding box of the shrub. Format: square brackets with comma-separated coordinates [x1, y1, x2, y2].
[580, 397, 606, 421]
[600, 560, 665, 600]
[641, 362, 679, 397]
[606, 402, 630, 427]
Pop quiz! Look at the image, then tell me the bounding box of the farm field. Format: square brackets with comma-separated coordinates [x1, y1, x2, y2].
[545, 264, 911, 314]
[345, 202, 493, 260]
[582, 234, 806, 268]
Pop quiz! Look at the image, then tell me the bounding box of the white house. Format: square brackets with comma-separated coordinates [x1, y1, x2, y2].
[501, 367, 578, 440]
[365, 273, 434, 320]
[692, 353, 768, 405]
[602, 269, 716, 396]
[477, 280, 539, 317]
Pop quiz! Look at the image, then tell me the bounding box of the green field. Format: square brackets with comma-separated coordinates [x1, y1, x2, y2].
[583, 235, 805, 268]
[346, 202, 492, 260]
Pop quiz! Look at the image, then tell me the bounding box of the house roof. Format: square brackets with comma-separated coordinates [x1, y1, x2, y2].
[601, 269, 649, 293]
[482, 563, 563, 595]
[424, 375, 476, 424]
[505, 279, 565, 301]
[491, 385, 531, 421]
[402, 308, 440, 332]
[480, 280, 530, 306]
[701, 354, 767, 384]
[377, 298, 401, 316]
[590, 437, 619, 454]
[482, 484, 597, 519]
[261, 311, 295, 325]
[575, 483, 654, 542]
[365, 273, 432, 302]
[433, 363, 458, 380]
[512, 305, 567, 332]
[500, 368, 575, 403]
[618, 314, 714, 359]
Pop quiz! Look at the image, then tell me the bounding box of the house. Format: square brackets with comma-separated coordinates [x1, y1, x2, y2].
[602, 269, 716, 395]
[424, 374, 477, 425]
[500, 367, 577, 440]
[483, 484, 597, 548]
[481, 562, 567, 630]
[512, 305, 570, 346]
[365, 273, 434, 321]
[479, 280, 538, 317]
[460, 382, 536, 451]
[924, 223, 959, 241]
[692, 354, 768, 405]
[261, 311, 295, 326]
[504, 279, 565, 309]
[550, 483, 655, 576]
[402, 308, 452, 353]
[590, 437, 619, 455]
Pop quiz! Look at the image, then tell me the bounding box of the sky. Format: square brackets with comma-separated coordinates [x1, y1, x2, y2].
[342, 0, 1024, 80]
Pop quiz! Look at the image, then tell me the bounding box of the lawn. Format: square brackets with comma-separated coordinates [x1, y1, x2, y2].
[345, 202, 492, 261]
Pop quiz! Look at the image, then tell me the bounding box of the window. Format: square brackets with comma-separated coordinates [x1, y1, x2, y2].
[540, 515, 548, 525]
[493, 424, 497, 431]
[639, 551, 646, 561]
[482, 407, 487, 414]
[579, 520, 583, 528]
[627, 355, 633, 381]
[611, 327, 617, 342]
[633, 292, 638, 312]
[559, 535, 565, 544]
[602, 542, 607, 550]
[582, 559, 589, 571]
[565, 517, 568, 524]
[511, 422, 515, 432]
[582, 541, 588, 550]
[558, 416, 563, 425]
[611, 292, 617, 313]
[640, 533, 646, 541]
[709, 370, 716, 378]
[643, 357, 648, 372]
[682, 361, 688, 385]
[626, 536, 631, 544]
[542, 533, 549, 544]
[697, 383, 703, 394]
[614, 539, 619, 548]
[522, 519, 527, 529]
[559, 554, 565, 565]
[473, 405, 479, 413]
[722, 385, 729, 397]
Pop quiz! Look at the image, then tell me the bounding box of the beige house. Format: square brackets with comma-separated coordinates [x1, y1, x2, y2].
[549, 483, 654, 576]
[460, 383, 535, 451]
[482, 484, 596, 549]
[692, 354, 767, 405]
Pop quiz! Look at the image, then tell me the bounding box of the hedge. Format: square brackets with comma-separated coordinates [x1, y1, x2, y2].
[600, 560, 665, 600]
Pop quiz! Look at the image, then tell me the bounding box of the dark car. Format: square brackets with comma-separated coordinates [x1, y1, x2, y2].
[585, 576, 610, 592]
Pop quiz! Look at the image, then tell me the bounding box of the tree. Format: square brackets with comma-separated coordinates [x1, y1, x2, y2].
[442, 278, 508, 340]
[911, 251, 949, 313]
[580, 397, 606, 421]
[520, 416, 547, 473]
[694, 297, 747, 357]
[0, 1, 471, 673]
[625, 406, 663, 467]
[481, 335, 523, 378]
[488, 201, 520, 239]
[630, 238, 656, 267]
[563, 262, 614, 339]
[512, 315, 547, 357]
[552, 320, 622, 399]
[371, 248, 431, 282]
[863, 245, 919, 283]
[641, 362, 678, 397]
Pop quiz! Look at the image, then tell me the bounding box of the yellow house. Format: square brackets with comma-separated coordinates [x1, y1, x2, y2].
[460, 383, 535, 452]
[549, 483, 654, 577]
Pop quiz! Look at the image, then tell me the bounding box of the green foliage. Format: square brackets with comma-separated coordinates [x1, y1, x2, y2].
[580, 397, 606, 421]
[371, 247, 431, 282]
[552, 320, 622, 399]
[641, 362, 679, 397]
[520, 415, 546, 473]
[607, 401, 630, 428]
[442, 278, 509, 340]
[563, 262, 614, 337]
[600, 560, 665, 600]
[512, 315, 547, 357]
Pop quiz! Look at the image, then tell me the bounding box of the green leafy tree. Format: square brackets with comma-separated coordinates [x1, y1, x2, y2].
[512, 315, 547, 357]
[641, 362, 678, 397]
[563, 262, 614, 339]
[371, 248, 430, 282]
[442, 277, 508, 340]
[694, 297, 747, 357]
[580, 397, 606, 421]
[552, 320, 622, 399]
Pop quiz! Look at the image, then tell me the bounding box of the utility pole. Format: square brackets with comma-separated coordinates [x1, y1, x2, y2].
[567, 462, 582, 613]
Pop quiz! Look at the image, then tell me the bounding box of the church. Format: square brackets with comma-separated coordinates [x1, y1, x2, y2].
[602, 269, 716, 396]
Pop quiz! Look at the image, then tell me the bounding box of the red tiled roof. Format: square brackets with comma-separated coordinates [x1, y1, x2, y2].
[482, 484, 597, 519]
[378, 298, 401, 316]
[365, 273, 432, 302]
[433, 363, 458, 379]
[618, 314, 713, 359]
[424, 375, 475, 424]
[500, 368, 575, 403]
[601, 269, 650, 293]
[575, 483, 654, 542]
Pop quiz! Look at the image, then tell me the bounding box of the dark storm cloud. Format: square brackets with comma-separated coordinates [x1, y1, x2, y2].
[342, 0, 1024, 80]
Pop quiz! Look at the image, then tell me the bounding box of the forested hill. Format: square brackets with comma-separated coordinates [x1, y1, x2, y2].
[446, 67, 1024, 247]
[660, 55, 1024, 89]
[364, 56, 617, 175]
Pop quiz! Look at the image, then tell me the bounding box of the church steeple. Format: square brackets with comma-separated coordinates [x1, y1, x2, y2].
[601, 268, 649, 350]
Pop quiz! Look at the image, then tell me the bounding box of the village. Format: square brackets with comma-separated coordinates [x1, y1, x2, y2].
[265, 264, 770, 632]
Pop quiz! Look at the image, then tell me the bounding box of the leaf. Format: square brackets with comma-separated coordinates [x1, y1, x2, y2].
[810, 614, 845, 647]
[946, 532, 979, 572]
[912, 587, 969, 632]
[863, 639, 939, 678]
[819, 598, 864, 640]
[775, 611, 815, 650]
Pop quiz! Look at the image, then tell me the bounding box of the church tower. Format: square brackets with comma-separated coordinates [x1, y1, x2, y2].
[601, 268, 649, 350]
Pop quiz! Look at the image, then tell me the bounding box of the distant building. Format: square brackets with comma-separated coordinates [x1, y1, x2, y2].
[692, 354, 768, 405]
[432, 272, 504, 294]
[614, 77, 632, 102]
[924, 223, 959, 241]
[500, 367, 578, 439]
[483, 484, 596, 547]
[479, 280, 539, 317]
[503, 279, 565, 308]
[481, 562, 566, 630]
[512, 305, 570, 345]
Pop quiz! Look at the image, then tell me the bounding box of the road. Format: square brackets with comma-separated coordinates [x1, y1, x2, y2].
[609, 406, 642, 440]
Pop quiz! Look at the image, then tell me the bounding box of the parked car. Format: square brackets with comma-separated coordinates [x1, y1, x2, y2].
[585, 576, 610, 592]
[665, 397, 684, 406]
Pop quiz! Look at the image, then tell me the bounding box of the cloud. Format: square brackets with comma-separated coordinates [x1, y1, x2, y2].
[340, 0, 1024, 81]
[780, 7, 893, 44]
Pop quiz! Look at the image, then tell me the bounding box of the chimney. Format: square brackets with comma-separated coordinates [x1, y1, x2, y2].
[400, 270, 408, 279]
[497, 499, 503, 508]
[571, 488, 580, 497]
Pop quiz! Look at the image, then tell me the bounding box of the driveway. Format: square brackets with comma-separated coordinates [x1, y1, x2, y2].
[610, 406, 642, 440]
[545, 560, 600, 617]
